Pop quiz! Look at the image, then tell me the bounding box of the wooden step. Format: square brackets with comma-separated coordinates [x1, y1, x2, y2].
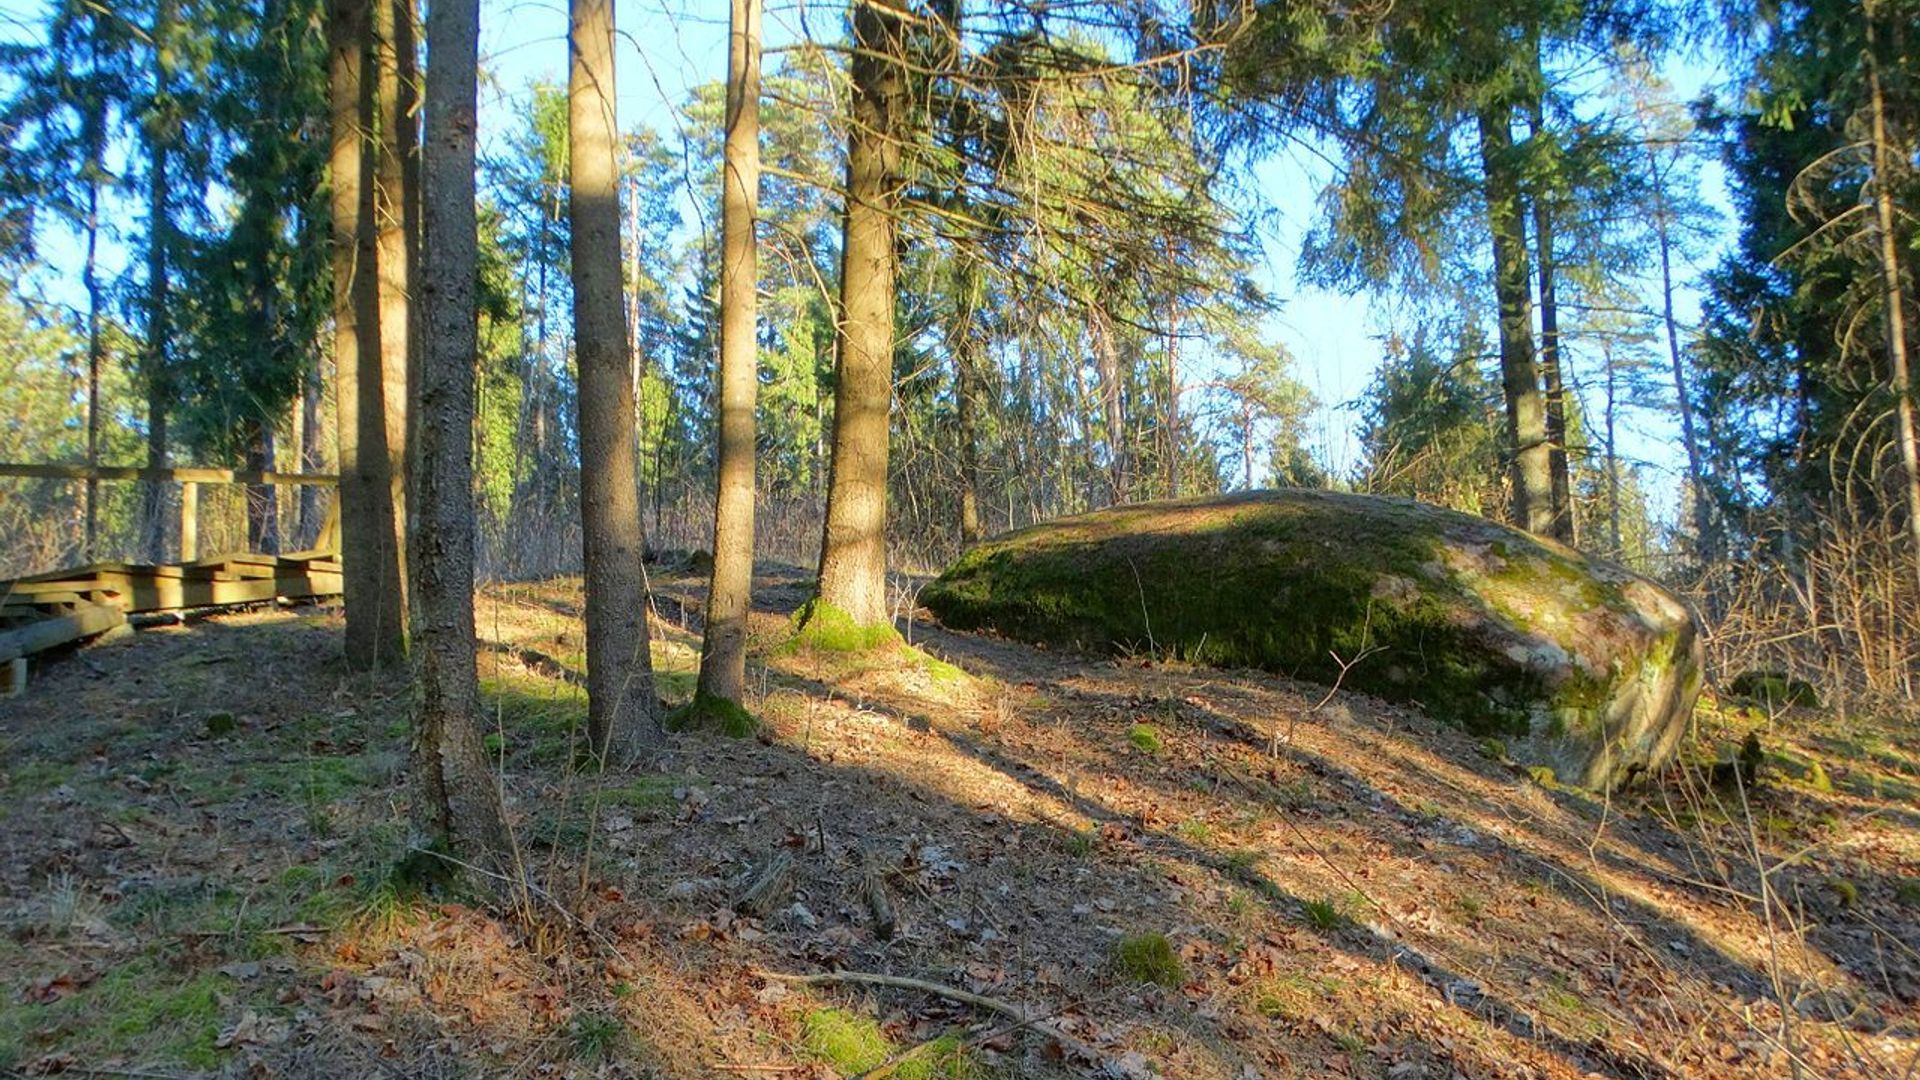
[0, 602, 126, 665]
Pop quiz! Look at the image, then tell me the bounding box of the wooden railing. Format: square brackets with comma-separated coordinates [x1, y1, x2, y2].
[0, 463, 338, 562]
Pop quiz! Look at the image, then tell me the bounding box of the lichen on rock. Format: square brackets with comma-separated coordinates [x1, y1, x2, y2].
[921, 490, 1703, 789]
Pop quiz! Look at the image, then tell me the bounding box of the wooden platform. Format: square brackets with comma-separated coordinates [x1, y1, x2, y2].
[0, 549, 343, 696]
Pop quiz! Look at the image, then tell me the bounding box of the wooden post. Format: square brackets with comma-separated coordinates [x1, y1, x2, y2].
[180, 480, 199, 562]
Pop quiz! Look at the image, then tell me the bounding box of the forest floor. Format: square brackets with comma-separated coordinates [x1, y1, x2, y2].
[1, 561, 1918, 1079]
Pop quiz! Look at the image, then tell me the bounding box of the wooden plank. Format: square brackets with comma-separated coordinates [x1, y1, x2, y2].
[2, 579, 107, 596]
[118, 572, 341, 613]
[0, 462, 336, 486]
[0, 590, 85, 607]
[278, 573, 343, 598]
[122, 577, 279, 612]
[0, 603, 126, 664]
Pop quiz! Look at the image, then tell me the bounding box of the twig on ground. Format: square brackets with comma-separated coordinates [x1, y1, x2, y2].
[757, 968, 1097, 1060]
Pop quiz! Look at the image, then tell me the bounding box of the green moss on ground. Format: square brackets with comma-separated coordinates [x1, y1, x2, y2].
[921, 490, 1700, 765]
[1728, 670, 1821, 709]
[789, 599, 902, 653]
[665, 690, 759, 737]
[922, 492, 1562, 737]
[0, 958, 226, 1071]
[1114, 932, 1183, 987]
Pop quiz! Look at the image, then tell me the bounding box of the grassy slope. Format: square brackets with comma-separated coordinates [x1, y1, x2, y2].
[0, 566, 1910, 1079]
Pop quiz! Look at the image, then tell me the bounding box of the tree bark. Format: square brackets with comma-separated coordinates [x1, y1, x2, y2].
[1603, 341, 1622, 556]
[1530, 181, 1574, 543]
[141, 0, 175, 564]
[413, 0, 512, 869]
[330, 0, 407, 667]
[81, 152, 102, 563]
[694, 0, 763, 711]
[1164, 301, 1182, 500]
[372, 0, 413, 621]
[1652, 177, 1715, 562]
[1088, 304, 1129, 504]
[571, 0, 659, 761]
[244, 420, 280, 552]
[299, 362, 323, 545]
[1526, 55, 1573, 544]
[1478, 105, 1553, 536]
[812, 0, 907, 629]
[1866, 8, 1920, 594]
[950, 257, 985, 546]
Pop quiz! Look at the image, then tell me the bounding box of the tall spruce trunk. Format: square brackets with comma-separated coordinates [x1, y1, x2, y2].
[1478, 105, 1553, 536]
[952, 260, 985, 547]
[1530, 187, 1574, 543]
[812, 0, 907, 630]
[330, 0, 407, 667]
[141, 0, 175, 563]
[413, 0, 512, 869]
[1088, 304, 1129, 504]
[372, 0, 413, 618]
[1164, 302, 1182, 500]
[1653, 179, 1716, 562]
[571, 0, 659, 761]
[1867, 11, 1920, 593]
[245, 421, 280, 552]
[1526, 54, 1573, 543]
[692, 0, 763, 715]
[1603, 342, 1623, 556]
[81, 162, 102, 562]
[299, 364, 323, 545]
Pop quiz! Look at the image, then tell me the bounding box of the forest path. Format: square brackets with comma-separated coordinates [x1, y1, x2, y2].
[0, 564, 1914, 1078]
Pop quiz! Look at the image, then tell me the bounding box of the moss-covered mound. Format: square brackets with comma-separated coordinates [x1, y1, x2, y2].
[922, 490, 1703, 788]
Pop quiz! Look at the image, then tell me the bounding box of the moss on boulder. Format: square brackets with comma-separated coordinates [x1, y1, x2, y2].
[922, 490, 1703, 789]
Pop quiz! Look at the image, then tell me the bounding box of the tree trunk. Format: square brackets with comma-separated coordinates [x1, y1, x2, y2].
[82, 164, 102, 563]
[1164, 301, 1181, 500]
[571, 0, 659, 761]
[1603, 342, 1622, 556]
[1530, 180, 1574, 543]
[1241, 403, 1256, 490]
[372, 0, 413, 617]
[1478, 105, 1553, 536]
[331, 0, 407, 667]
[413, 0, 512, 870]
[1866, 10, 1920, 595]
[1653, 177, 1716, 562]
[1088, 304, 1129, 504]
[694, 0, 763, 712]
[811, 0, 906, 630]
[1526, 57, 1573, 544]
[141, 0, 175, 564]
[299, 362, 323, 546]
[243, 421, 281, 553]
[950, 257, 984, 546]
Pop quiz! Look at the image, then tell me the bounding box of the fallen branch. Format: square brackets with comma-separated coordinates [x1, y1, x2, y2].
[848, 1002, 1076, 1080]
[757, 969, 1097, 1061]
[861, 849, 896, 940]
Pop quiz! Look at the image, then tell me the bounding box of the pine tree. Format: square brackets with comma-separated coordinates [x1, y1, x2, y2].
[684, 0, 763, 730]
[411, 0, 512, 870]
[570, 0, 660, 762]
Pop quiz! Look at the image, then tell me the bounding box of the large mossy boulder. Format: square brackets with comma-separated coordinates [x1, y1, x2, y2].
[922, 490, 1703, 789]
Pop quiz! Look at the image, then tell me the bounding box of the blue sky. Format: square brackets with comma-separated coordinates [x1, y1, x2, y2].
[473, 1, 1737, 519]
[3, 0, 1738, 523]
